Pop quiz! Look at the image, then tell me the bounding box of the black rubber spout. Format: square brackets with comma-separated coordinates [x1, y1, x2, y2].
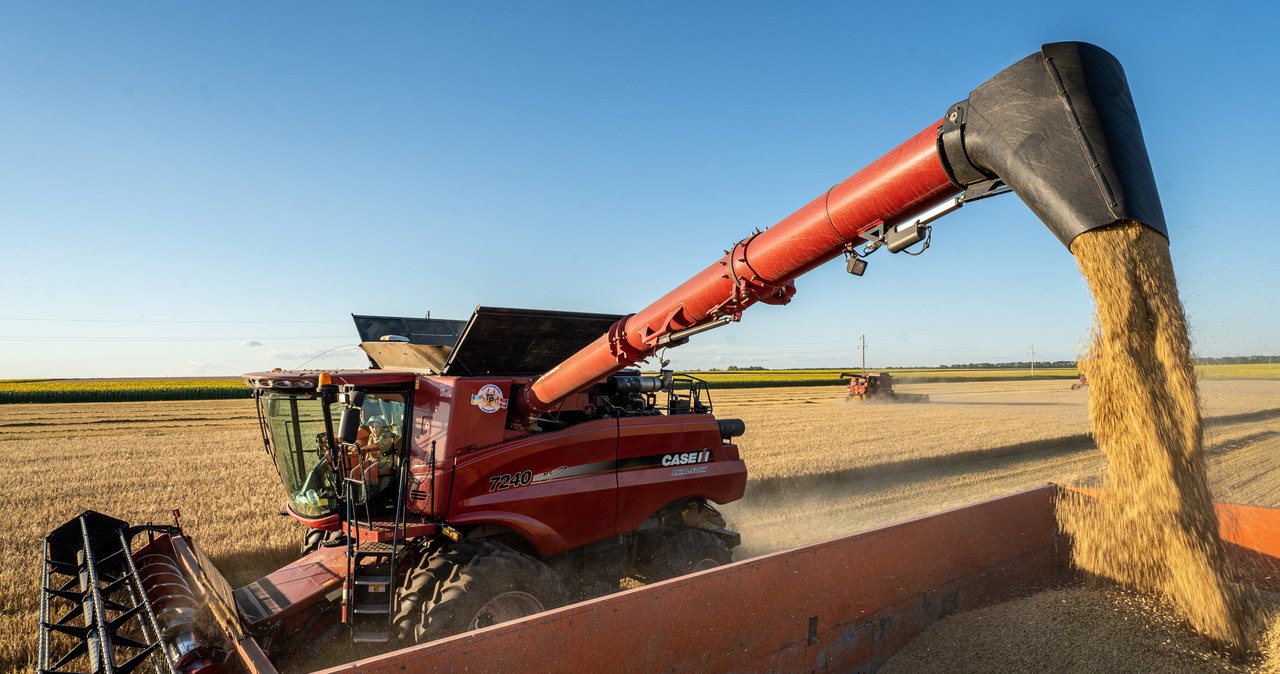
[938, 42, 1167, 248]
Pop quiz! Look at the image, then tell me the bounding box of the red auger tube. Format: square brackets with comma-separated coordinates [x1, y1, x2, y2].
[518, 120, 956, 414]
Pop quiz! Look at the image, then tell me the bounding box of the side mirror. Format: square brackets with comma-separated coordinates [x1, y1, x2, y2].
[338, 407, 362, 445]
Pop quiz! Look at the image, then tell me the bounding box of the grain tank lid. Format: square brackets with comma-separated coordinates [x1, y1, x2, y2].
[352, 314, 467, 345]
[352, 314, 467, 373]
[442, 306, 624, 377]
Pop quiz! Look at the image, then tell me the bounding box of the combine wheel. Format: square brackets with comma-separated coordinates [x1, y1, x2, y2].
[397, 539, 565, 643]
[643, 529, 731, 582]
[300, 528, 342, 555]
[681, 500, 727, 530]
[391, 539, 460, 639]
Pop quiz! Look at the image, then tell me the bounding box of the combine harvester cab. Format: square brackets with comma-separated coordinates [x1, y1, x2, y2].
[41, 41, 1192, 673]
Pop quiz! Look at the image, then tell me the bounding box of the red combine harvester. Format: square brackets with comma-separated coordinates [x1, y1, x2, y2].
[838, 371, 929, 402]
[41, 42, 1171, 674]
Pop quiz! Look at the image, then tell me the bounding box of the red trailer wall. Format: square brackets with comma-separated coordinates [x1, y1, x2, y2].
[309, 486, 1280, 673]
[325, 486, 1063, 674]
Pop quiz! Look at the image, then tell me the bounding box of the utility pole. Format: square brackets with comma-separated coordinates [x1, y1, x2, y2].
[860, 335, 867, 374]
[1029, 345, 1036, 375]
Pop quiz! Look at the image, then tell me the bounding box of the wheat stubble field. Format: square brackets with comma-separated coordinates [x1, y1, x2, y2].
[3, 379, 1280, 673]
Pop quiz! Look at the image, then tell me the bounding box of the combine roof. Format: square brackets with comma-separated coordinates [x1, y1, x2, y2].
[241, 369, 417, 389]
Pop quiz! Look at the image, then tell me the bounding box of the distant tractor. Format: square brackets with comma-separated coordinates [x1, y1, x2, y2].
[838, 372, 929, 402]
[1071, 373, 1089, 390]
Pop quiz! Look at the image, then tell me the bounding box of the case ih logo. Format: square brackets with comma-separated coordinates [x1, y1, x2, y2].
[661, 450, 711, 467]
[470, 384, 508, 414]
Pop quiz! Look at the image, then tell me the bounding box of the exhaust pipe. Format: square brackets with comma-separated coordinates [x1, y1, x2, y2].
[938, 41, 1167, 247]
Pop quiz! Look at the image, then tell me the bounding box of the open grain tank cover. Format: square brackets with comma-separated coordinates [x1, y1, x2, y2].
[441, 306, 624, 377]
[354, 307, 623, 376]
[353, 314, 467, 372]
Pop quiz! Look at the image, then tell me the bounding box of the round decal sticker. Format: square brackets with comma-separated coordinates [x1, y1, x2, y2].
[470, 384, 508, 414]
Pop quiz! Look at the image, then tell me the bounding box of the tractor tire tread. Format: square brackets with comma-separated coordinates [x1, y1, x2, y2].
[414, 539, 564, 643]
[642, 528, 731, 582]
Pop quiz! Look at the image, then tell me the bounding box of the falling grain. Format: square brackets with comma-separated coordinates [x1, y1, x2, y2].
[1059, 222, 1260, 651]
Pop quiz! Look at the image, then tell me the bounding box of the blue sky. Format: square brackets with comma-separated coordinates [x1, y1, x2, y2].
[1, 2, 1276, 378]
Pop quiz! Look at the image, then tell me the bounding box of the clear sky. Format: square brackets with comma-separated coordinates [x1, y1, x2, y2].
[1, 2, 1276, 378]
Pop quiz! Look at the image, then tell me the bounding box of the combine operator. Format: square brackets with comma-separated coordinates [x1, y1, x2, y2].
[351, 415, 399, 487]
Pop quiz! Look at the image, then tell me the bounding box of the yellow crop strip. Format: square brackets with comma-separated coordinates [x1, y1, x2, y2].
[683, 368, 1082, 388]
[1195, 363, 1280, 380]
[0, 378, 249, 404]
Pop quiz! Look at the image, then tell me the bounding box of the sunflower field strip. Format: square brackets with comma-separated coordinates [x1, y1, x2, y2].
[0, 378, 250, 404]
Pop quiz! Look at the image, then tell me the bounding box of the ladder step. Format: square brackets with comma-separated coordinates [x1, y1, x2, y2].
[352, 603, 391, 615]
[354, 575, 392, 586]
[351, 629, 392, 643]
[353, 542, 395, 556]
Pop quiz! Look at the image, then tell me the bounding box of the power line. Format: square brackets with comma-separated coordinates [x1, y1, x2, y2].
[0, 317, 347, 324]
[678, 346, 855, 356]
[0, 336, 354, 342]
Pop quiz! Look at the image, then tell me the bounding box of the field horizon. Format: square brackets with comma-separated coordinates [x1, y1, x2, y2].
[4, 363, 1279, 405]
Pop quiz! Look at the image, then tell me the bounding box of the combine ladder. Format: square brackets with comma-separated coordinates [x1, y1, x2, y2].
[341, 464, 410, 644]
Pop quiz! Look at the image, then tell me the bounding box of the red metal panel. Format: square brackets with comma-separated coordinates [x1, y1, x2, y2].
[1216, 501, 1280, 555]
[168, 537, 278, 674]
[444, 378, 512, 451]
[406, 376, 452, 516]
[448, 418, 620, 557]
[322, 486, 1059, 674]
[615, 415, 747, 533]
[1215, 501, 1280, 593]
[1059, 488, 1280, 593]
[235, 545, 346, 632]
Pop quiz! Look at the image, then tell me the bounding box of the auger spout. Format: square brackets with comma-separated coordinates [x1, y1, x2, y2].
[938, 41, 1167, 247]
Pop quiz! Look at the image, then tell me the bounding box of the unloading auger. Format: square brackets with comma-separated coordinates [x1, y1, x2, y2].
[516, 41, 1167, 414]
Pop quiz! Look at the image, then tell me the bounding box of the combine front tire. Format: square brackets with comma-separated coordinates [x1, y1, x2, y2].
[300, 529, 342, 555]
[396, 539, 565, 643]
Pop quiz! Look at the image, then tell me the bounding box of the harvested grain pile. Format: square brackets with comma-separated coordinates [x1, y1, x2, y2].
[1059, 222, 1260, 650]
[880, 587, 1280, 674]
